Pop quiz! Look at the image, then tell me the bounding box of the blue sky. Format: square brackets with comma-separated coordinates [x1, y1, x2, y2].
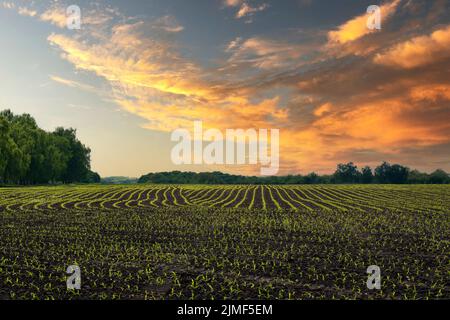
[1, 0, 449, 177]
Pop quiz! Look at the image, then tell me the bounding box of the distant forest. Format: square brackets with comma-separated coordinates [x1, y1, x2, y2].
[101, 176, 138, 184]
[138, 163, 450, 185]
[0, 110, 99, 185]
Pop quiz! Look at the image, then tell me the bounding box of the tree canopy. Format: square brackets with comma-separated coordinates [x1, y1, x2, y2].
[0, 109, 99, 185]
[138, 163, 449, 185]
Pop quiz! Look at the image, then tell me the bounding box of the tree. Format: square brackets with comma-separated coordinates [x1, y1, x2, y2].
[303, 172, 319, 184]
[389, 164, 410, 184]
[53, 127, 91, 183]
[83, 170, 101, 183]
[0, 109, 98, 185]
[334, 162, 359, 183]
[429, 169, 450, 184]
[407, 170, 429, 184]
[0, 115, 13, 181]
[360, 166, 373, 184]
[0, 111, 34, 183]
[375, 162, 409, 184]
[374, 161, 390, 183]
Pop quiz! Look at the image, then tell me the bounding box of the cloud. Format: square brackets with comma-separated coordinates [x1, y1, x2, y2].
[1, 2, 15, 9]
[328, 0, 401, 45]
[46, 20, 288, 135]
[18, 6, 37, 17]
[283, 56, 450, 172]
[236, 3, 268, 19]
[19, 0, 450, 174]
[225, 37, 307, 70]
[313, 103, 332, 117]
[374, 24, 450, 68]
[223, 0, 244, 7]
[39, 3, 120, 30]
[152, 15, 184, 33]
[40, 7, 66, 28]
[226, 37, 243, 51]
[223, 0, 268, 22]
[50, 75, 96, 92]
[409, 84, 450, 102]
[47, 29, 206, 99]
[1, 1, 37, 17]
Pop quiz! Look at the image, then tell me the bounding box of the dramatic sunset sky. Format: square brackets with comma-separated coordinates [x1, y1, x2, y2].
[1, 0, 449, 177]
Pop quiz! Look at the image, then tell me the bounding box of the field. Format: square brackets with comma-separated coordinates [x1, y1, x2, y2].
[0, 184, 449, 300]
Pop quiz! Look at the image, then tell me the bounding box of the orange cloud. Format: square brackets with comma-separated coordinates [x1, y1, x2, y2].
[18, 7, 37, 17]
[27, 1, 450, 174]
[374, 24, 450, 68]
[278, 94, 450, 174]
[328, 0, 400, 45]
[410, 84, 450, 102]
[47, 20, 289, 140]
[223, 0, 243, 7]
[47, 30, 215, 101]
[313, 103, 332, 117]
[40, 7, 66, 28]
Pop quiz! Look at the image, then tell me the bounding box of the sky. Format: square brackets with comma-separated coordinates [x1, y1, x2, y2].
[0, 0, 449, 177]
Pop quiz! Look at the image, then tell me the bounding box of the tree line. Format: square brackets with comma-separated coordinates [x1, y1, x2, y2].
[332, 162, 449, 184]
[0, 109, 99, 185]
[138, 163, 450, 185]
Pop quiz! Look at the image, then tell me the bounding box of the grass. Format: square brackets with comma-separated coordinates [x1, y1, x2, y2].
[0, 184, 449, 300]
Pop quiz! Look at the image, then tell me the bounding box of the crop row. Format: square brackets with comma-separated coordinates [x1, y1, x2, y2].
[0, 205, 448, 300]
[1, 184, 449, 214]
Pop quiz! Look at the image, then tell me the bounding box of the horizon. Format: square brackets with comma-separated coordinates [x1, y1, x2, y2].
[105, 164, 449, 179]
[1, 0, 449, 177]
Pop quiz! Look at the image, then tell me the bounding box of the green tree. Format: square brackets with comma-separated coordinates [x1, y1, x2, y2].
[334, 162, 359, 183]
[0, 109, 98, 185]
[53, 127, 91, 183]
[407, 169, 429, 184]
[429, 169, 450, 184]
[0, 115, 13, 181]
[375, 162, 409, 184]
[360, 166, 373, 184]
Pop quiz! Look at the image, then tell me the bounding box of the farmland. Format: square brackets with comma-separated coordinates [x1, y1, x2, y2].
[0, 184, 449, 299]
